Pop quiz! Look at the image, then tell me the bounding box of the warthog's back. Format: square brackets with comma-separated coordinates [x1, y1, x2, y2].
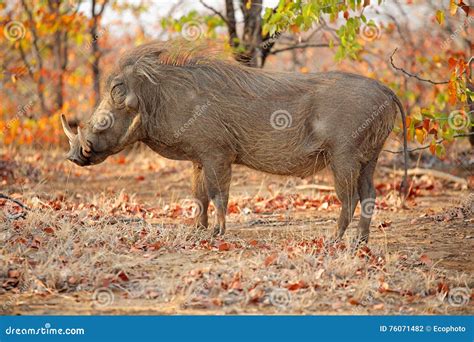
[213, 70, 398, 176]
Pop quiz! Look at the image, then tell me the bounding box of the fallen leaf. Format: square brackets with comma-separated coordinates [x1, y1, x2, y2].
[420, 254, 433, 266]
[148, 241, 164, 251]
[218, 242, 231, 251]
[43, 227, 55, 234]
[349, 298, 361, 305]
[264, 253, 278, 267]
[286, 280, 307, 291]
[8, 270, 20, 278]
[248, 240, 258, 247]
[117, 271, 129, 282]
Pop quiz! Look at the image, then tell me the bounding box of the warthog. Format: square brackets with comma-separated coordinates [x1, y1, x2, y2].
[62, 41, 407, 242]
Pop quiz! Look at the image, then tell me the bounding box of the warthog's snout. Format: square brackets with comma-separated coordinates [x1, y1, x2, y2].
[61, 114, 97, 166]
[66, 147, 92, 166]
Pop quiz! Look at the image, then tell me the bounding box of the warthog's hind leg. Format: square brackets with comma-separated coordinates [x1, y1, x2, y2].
[356, 157, 378, 243]
[202, 157, 232, 237]
[331, 156, 360, 240]
[191, 162, 209, 229]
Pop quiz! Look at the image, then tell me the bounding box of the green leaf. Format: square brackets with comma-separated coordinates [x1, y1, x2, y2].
[435, 144, 446, 158]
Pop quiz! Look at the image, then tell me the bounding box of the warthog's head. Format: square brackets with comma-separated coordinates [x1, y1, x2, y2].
[62, 66, 144, 166]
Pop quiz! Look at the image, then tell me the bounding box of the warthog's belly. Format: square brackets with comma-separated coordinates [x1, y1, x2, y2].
[235, 148, 328, 178]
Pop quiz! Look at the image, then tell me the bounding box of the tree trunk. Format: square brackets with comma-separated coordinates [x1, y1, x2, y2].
[91, 16, 101, 107]
[50, 0, 69, 111]
[468, 82, 474, 147]
[20, 0, 50, 114]
[223, 0, 263, 67]
[91, 0, 108, 107]
[239, 0, 262, 67]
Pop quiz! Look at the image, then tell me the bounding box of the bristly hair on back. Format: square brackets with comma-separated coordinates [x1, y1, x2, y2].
[119, 40, 235, 84]
[110, 39, 298, 106]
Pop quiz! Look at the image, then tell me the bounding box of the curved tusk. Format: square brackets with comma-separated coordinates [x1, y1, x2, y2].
[60, 114, 76, 142]
[77, 126, 92, 157]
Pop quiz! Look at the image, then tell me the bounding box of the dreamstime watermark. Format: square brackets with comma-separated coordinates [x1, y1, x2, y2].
[180, 198, 204, 219]
[181, 21, 204, 41]
[173, 100, 210, 139]
[445, 287, 471, 307]
[1, 279, 33, 312]
[352, 99, 390, 139]
[360, 198, 378, 219]
[448, 109, 472, 131]
[270, 109, 292, 130]
[78, 27, 108, 58]
[3, 21, 26, 42]
[5, 323, 85, 336]
[360, 23, 381, 42]
[441, 16, 473, 50]
[92, 110, 115, 131]
[3, 98, 36, 133]
[269, 287, 291, 309]
[91, 287, 114, 307]
[261, 30, 283, 50]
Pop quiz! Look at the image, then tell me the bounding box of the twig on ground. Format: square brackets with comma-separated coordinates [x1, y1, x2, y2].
[379, 167, 468, 186]
[0, 193, 30, 219]
[295, 184, 335, 191]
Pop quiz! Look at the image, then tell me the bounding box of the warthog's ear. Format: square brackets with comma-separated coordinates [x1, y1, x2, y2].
[125, 91, 138, 111]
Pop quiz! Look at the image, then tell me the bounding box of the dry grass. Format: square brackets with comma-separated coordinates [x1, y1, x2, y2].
[0, 146, 473, 315]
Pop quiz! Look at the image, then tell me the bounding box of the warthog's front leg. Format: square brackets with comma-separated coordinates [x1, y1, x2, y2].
[202, 157, 232, 237]
[191, 162, 209, 229]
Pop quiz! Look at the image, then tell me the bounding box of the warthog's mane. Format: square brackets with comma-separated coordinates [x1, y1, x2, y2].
[107, 40, 316, 119]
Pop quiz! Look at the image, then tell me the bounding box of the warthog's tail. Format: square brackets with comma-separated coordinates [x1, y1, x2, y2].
[392, 94, 409, 197]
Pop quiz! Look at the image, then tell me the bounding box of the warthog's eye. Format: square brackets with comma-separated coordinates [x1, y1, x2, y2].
[111, 83, 126, 107]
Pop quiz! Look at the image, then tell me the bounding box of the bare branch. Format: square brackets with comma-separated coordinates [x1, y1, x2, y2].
[98, 0, 109, 16]
[383, 133, 473, 154]
[270, 43, 333, 55]
[199, 0, 229, 26]
[390, 48, 449, 85]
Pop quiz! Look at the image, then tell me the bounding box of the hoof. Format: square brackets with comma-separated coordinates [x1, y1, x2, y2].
[212, 225, 225, 237]
[330, 232, 344, 245]
[356, 234, 369, 246]
[194, 223, 208, 232]
[348, 236, 369, 252]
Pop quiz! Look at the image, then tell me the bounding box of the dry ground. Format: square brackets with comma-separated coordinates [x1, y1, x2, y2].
[0, 145, 473, 315]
